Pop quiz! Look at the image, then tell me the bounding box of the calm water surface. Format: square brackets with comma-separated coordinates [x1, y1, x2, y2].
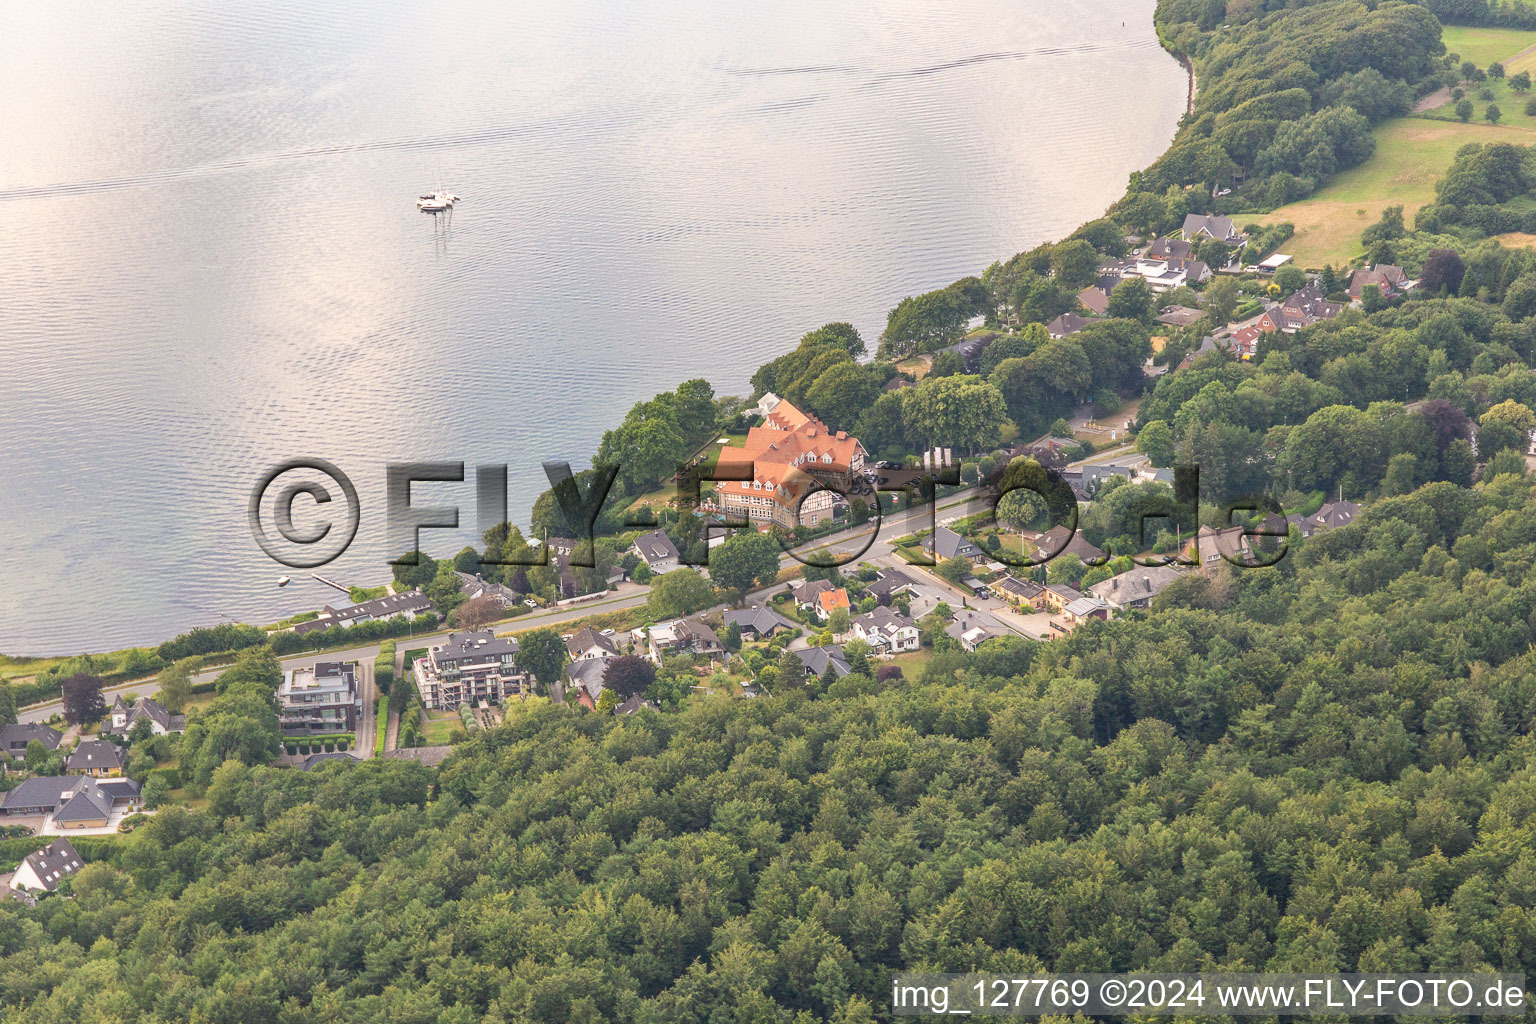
[1, 0, 1183, 653]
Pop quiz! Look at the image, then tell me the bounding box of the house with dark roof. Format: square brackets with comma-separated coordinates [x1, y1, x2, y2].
[922, 526, 982, 562]
[1154, 305, 1205, 328]
[1042, 583, 1085, 612]
[990, 575, 1046, 609]
[615, 694, 659, 716]
[643, 618, 724, 661]
[415, 632, 527, 710]
[632, 529, 681, 574]
[865, 569, 918, 602]
[945, 608, 1011, 652]
[1088, 565, 1185, 612]
[1077, 283, 1111, 316]
[1, 774, 140, 825]
[791, 645, 851, 680]
[1181, 213, 1241, 244]
[567, 626, 619, 661]
[790, 578, 837, 612]
[294, 589, 436, 635]
[1277, 285, 1344, 332]
[104, 696, 185, 737]
[1035, 524, 1106, 565]
[64, 740, 124, 777]
[455, 571, 522, 609]
[849, 606, 920, 654]
[1147, 236, 1195, 260]
[1297, 500, 1361, 537]
[724, 605, 796, 641]
[565, 658, 609, 708]
[1348, 264, 1412, 301]
[0, 723, 61, 760]
[1046, 311, 1093, 338]
[10, 839, 83, 896]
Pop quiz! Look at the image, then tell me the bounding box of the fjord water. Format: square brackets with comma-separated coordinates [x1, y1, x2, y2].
[0, 0, 1184, 653]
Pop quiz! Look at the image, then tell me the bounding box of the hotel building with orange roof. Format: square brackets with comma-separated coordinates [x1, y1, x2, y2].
[713, 393, 868, 530]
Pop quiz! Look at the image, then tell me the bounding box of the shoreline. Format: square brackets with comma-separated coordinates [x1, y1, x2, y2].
[8, 13, 1195, 663]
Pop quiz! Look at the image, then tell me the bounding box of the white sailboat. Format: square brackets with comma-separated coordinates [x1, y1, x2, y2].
[417, 158, 462, 212]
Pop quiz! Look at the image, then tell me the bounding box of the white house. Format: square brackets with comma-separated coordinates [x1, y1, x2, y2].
[850, 606, 920, 655]
[10, 838, 83, 896]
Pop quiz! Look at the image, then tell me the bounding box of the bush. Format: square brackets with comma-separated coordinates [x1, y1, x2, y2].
[148, 766, 182, 790]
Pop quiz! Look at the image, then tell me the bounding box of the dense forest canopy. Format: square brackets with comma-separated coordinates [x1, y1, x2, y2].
[9, 466, 1536, 1022]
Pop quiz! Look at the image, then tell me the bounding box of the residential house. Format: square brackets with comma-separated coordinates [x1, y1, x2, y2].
[714, 397, 867, 529]
[1148, 236, 1195, 260]
[1276, 285, 1344, 332]
[1088, 564, 1185, 612]
[1228, 309, 1284, 360]
[0, 723, 61, 760]
[10, 839, 83, 897]
[1042, 583, 1085, 612]
[1061, 595, 1112, 626]
[904, 584, 955, 622]
[990, 575, 1047, 609]
[1296, 500, 1361, 537]
[790, 578, 837, 613]
[1, 775, 140, 825]
[277, 662, 362, 735]
[1046, 311, 1094, 338]
[1154, 305, 1205, 328]
[632, 529, 681, 574]
[1181, 213, 1242, 244]
[294, 590, 435, 636]
[922, 525, 982, 563]
[1348, 264, 1412, 301]
[645, 618, 725, 661]
[455, 571, 522, 609]
[791, 645, 851, 680]
[414, 632, 529, 710]
[849, 606, 921, 654]
[565, 658, 609, 708]
[103, 696, 185, 738]
[723, 605, 796, 642]
[615, 694, 659, 716]
[567, 626, 620, 661]
[945, 608, 1010, 652]
[64, 740, 124, 777]
[814, 587, 851, 622]
[864, 569, 918, 603]
[1077, 283, 1110, 316]
[1035, 524, 1107, 565]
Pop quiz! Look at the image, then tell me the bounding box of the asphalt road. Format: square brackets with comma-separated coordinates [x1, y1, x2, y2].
[19, 486, 994, 725]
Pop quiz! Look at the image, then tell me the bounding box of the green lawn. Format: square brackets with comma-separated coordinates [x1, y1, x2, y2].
[1420, 75, 1536, 132]
[421, 710, 461, 745]
[1249, 117, 1536, 267]
[1441, 26, 1536, 72]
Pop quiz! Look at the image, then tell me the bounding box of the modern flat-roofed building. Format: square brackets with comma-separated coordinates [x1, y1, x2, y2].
[414, 631, 529, 710]
[278, 661, 362, 735]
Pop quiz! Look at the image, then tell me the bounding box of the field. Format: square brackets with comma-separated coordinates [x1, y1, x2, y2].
[1239, 28, 1536, 268]
[1248, 118, 1536, 267]
[1441, 26, 1536, 71]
